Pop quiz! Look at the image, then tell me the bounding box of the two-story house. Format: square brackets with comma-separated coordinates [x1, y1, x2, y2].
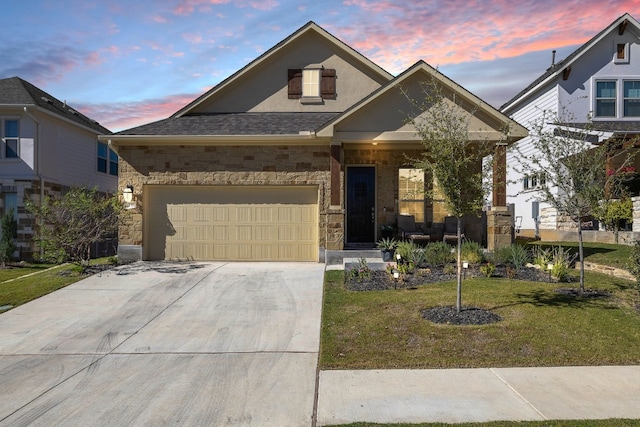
[104, 22, 527, 263]
[501, 13, 640, 239]
[0, 77, 115, 260]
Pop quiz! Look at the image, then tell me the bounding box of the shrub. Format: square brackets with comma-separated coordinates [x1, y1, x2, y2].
[395, 241, 416, 263]
[460, 241, 484, 264]
[479, 262, 495, 277]
[425, 241, 454, 266]
[508, 244, 531, 270]
[550, 246, 576, 282]
[347, 258, 371, 281]
[532, 245, 552, 269]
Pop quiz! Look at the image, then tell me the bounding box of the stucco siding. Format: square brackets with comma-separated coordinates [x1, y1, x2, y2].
[191, 31, 388, 114]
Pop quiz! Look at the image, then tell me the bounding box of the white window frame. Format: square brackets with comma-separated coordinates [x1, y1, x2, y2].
[592, 77, 640, 120]
[522, 172, 546, 191]
[614, 41, 630, 64]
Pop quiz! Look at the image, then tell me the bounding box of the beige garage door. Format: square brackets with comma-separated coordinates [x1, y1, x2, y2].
[145, 185, 318, 261]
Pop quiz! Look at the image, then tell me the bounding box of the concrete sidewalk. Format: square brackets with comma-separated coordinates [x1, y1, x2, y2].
[316, 366, 640, 425]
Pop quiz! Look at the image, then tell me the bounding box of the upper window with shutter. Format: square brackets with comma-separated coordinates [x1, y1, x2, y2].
[288, 67, 335, 101]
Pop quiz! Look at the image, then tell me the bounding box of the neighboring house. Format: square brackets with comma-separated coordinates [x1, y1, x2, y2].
[104, 22, 527, 263]
[501, 13, 640, 238]
[0, 77, 115, 260]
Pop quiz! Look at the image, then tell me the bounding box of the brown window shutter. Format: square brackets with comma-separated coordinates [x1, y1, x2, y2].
[288, 69, 302, 99]
[321, 69, 336, 99]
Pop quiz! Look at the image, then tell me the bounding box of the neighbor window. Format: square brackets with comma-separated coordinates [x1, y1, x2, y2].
[3, 120, 19, 158]
[624, 80, 640, 117]
[523, 172, 546, 191]
[97, 141, 118, 176]
[595, 81, 617, 117]
[398, 168, 425, 223]
[614, 42, 629, 63]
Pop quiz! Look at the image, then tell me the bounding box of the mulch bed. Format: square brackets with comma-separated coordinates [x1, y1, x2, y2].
[345, 264, 578, 325]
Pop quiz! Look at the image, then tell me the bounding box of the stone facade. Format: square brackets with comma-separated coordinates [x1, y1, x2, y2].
[1, 178, 65, 260]
[118, 144, 337, 256]
[487, 207, 513, 251]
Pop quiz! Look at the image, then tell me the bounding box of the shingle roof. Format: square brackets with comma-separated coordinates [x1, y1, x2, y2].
[115, 112, 341, 136]
[564, 121, 640, 133]
[0, 76, 110, 134]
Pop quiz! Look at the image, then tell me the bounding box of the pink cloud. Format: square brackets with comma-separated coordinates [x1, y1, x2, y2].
[335, 0, 640, 72]
[173, 0, 231, 16]
[76, 93, 201, 132]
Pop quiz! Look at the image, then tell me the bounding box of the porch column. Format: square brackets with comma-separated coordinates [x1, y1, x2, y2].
[326, 142, 344, 251]
[492, 143, 507, 207]
[488, 143, 512, 251]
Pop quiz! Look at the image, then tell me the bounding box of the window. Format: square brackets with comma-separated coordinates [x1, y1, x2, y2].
[288, 68, 336, 100]
[398, 168, 425, 222]
[624, 80, 640, 117]
[523, 172, 546, 191]
[614, 42, 629, 64]
[302, 69, 320, 97]
[3, 120, 19, 158]
[595, 81, 616, 117]
[97, 141, 118, 176]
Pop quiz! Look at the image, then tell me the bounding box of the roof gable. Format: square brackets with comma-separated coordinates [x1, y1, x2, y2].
[318, 61, 527, 142]
[0, 76, 110, 134]
[501, 13, 640, 113]
[172, 21, 393, 117]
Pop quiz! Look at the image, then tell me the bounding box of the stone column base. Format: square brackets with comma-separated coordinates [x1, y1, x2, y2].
[118, 245, 143, 262]
[487, 207, 513, 252]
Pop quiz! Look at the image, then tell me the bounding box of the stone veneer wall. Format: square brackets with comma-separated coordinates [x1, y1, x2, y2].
[117, 144, 337, 257]
[1, 178, 63, 260]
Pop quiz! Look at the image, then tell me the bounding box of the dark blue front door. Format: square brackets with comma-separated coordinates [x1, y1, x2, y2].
[346, 166, 375, 244]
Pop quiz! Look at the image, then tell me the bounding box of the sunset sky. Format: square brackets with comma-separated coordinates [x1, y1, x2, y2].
[3, 1, 640, 132]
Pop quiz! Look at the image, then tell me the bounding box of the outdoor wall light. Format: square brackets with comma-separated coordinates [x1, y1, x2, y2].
[122, 185, 134, 203]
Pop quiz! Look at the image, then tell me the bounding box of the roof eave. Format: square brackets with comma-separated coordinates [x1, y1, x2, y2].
[100, 133, 327, 146]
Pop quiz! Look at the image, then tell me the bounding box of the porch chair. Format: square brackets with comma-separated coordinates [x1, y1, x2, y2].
[397, 215, 426, 240]
[443, 216, 465, 244]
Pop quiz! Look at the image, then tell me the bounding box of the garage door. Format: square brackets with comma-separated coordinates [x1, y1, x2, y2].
[145, 185, 319, 261]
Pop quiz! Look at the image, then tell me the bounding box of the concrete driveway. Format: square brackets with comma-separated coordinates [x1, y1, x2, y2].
[0, 261, 325, 426]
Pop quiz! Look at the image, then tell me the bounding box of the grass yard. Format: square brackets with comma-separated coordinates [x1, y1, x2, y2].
[320, 269, 640, 370]
[528, 240, 632, 270]
[0, 259, 114, 309]
[329, 420, 640, 427]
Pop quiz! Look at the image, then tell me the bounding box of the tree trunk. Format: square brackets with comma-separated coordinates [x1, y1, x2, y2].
[578, 223, 585, 294]
[456, 216, 462, 313]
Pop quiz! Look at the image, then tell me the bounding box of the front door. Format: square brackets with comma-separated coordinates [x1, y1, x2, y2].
[346, 166, 375, 244]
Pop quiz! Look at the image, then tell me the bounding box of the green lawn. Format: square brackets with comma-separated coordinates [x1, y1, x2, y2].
[321, 269, 640, 370]
[528, 241, 632, 270]
[330, 420, 640, 427]
[0, 260, 113, 309]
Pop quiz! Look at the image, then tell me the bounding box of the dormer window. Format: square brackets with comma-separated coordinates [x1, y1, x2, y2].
[288, 67, 336, 101]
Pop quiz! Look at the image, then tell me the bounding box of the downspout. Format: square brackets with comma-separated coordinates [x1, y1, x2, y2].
[23, 107, 44, 258]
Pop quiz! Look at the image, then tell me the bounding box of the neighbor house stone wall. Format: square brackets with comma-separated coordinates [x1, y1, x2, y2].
[118, 144, 338, 258]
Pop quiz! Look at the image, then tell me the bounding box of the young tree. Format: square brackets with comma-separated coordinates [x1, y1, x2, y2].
[406, 79, 506, 313]
[26, 187, 121, 268]
[0, 208, 17, 267]
[512, 109, 635, 293]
